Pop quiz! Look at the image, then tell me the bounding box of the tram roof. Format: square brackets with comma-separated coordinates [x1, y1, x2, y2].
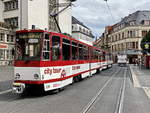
[16, 29, 104, 52]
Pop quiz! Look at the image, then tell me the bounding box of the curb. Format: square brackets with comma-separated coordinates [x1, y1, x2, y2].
[129, 65, 141, 88]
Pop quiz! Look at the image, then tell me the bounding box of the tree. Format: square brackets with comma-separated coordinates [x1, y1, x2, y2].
[141, 31, 150, 53]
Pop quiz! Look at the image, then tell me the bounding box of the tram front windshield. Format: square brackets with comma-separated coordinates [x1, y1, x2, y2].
[16, 32, 42, 61]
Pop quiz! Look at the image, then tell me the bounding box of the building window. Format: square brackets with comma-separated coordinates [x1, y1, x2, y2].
[0, 33, 5, 42]
[10, 35, 14, 42]
[129, 21, 135, 25]
[4, 0, 18, 11]
[4, 17, 18, 28]
[136, 42, 138, 49]
[119, 34, 121, 40]
[141, 20, 150, 25]
[122, 32, 124, 39]
[142, 31, 148, 37]
[7, 34, 10, 42]
[79, 27, 82, 32]
[0, 50, 5, 60]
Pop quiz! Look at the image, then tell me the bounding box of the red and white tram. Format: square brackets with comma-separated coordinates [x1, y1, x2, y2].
[13, 29, 113, 93]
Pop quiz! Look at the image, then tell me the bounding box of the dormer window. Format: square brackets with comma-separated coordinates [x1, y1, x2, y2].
[141, 20, 150, 25]
[129, 21, 135, 25]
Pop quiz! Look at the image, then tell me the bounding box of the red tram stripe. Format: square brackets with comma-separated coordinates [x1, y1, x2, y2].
[14, 60, 106, 67]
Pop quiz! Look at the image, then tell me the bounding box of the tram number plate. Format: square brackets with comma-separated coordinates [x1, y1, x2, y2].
[46, 84, 51, 89]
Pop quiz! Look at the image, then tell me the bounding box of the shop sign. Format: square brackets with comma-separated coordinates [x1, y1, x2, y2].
[0, 44, 8, 49]
[144, 44, 149, 49]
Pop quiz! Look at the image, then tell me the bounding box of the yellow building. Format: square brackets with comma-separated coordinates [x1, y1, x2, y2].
[96, 11, 150, 63]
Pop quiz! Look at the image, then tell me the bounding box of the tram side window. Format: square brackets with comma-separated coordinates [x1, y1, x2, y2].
[102, 52, 106, 61]
[98, 51, 102, 61]
[95, 50, 99, 60]
[43, 34, 50, 60]
[83, 46, 88, 60]
[72, 42, 78, 60]
[90, 49, 94, 60]
[62, 39, 70, 60]
[94, 50, 98, 60]
[79, 44, 84, 60]
[52, 36, 60, 61]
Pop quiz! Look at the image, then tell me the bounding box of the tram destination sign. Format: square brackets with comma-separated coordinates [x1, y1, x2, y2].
[18, 33, 41, 39]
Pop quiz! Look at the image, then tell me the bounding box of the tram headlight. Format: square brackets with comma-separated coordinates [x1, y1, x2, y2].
[34, 74, 39, 80]
[15, 73, 21, 80]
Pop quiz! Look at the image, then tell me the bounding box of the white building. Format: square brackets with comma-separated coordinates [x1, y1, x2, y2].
[0, 0, 72, 35]
[72, 17, 94, 45]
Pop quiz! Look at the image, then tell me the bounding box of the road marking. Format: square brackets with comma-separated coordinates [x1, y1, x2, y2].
[0, 89, 12, 95]
[143, 87, 150, 99]
[129, 66, 141, 88]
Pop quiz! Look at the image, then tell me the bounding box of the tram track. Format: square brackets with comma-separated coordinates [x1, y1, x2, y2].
[0, 66, 126, 113]
[81, 67, 123, 113]
[115, 67, 127, 113]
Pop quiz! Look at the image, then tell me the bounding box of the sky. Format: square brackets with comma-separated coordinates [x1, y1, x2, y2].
[72, 0, 150, 37]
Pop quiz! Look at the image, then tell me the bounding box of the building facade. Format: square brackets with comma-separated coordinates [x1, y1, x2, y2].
[0, 22, 15, 66]
[94, 26, 112, 51]
[72, 17, 94, 45]
[95, 11, 150, 63]
[0, 0, 72, 35]
[110, 11, 150, 63]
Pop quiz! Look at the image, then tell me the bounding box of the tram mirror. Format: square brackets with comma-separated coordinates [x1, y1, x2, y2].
[28, 39, 38, 43]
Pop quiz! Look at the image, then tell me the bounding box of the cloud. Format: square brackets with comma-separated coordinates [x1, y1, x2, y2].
[72, 0, 150, 37]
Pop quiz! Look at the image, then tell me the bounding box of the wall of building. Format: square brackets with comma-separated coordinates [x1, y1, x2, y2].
[27, 0, 49, 30]
[0, 1, 3, 21]
[72, 23, 93, 45]
[58, 0, 72, 35]
[0, 0, 71, 34]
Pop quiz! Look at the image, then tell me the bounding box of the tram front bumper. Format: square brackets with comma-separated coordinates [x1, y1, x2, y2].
[12, 82, 25, 94]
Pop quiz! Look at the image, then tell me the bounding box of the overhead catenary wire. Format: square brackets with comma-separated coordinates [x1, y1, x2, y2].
[104, 0, 115, 23]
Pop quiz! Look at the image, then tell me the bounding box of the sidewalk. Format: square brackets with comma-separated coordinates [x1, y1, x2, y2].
[0, 66, 14, 82]
[130, 64, 150, 99]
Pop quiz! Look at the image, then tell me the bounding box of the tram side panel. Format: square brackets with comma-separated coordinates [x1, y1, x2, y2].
[39, 63, 91, 91]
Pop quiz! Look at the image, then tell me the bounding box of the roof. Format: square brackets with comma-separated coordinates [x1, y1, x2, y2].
[72, 16, 90, 30]
[120, 10, 150, 25]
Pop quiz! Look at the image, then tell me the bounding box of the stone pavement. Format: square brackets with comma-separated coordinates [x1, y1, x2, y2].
[130, 64, 150, 99]
[0, 66, 14, 82]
